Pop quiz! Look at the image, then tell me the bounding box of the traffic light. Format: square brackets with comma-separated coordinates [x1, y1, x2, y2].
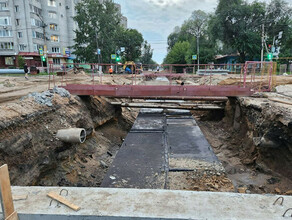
[268, 44, 272, 53]
[267, 53, 273, 60]
[116, 55, 120, 62]
[41, 56, 46, 62]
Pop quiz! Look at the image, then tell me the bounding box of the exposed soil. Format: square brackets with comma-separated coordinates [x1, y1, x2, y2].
[0, 74, 291, 196]
[0, 90, 138, 186]
[195, 94, 292, 195]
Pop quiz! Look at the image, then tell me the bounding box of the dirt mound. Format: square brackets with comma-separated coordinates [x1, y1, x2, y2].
[0, 92, 135, 187]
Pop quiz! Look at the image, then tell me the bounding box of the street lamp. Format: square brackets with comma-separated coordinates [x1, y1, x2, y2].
[32, 12, 48, 71]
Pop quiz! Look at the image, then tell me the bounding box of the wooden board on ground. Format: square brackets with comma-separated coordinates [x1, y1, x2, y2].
[0, 164, 15, 218]
[5, 211, 18, 220]
[47, 192, 81, 211]
[12, 194, 28, 201]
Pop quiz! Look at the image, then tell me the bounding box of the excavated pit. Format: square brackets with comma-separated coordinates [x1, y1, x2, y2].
[0, 88, 291, 195]
[195, 97, 292, 195]
[0, 93, 137, 187]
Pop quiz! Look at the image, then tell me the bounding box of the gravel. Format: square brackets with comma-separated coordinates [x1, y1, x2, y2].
[22, 86, 71, 107]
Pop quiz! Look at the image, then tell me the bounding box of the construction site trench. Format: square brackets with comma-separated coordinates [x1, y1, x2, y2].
[0, 84, 291, 195]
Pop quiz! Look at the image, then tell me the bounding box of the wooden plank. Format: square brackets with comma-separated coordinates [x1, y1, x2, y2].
[268, 98, 292, 106]
[12, 194, 28, 201]
[110, 102, 224, 110]
[5, 211, 18, 220]
[0, 164, 15, 218]
[47, 192, 81, 211]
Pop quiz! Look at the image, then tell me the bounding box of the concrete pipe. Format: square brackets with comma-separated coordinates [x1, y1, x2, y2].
[56, 128, 86, 144]
[0, 69, 25, 74]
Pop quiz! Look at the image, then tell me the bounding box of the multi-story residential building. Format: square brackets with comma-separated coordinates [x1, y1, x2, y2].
[0, 0, 82, 68]
[0, 0, 127, 69]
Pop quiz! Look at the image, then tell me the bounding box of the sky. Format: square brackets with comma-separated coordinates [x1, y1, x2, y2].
[114, 0, 291, 64]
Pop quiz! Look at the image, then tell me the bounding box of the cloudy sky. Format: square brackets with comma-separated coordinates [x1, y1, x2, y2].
[114, 0, 291, 64]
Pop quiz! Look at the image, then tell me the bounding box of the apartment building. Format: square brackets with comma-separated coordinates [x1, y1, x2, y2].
[0, 0, 127, 69]
[0, 0, 84, 68]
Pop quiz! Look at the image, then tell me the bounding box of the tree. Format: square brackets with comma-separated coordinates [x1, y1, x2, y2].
[118, 29, 144, 61]
[140, 41, 154, 64]
[265, 0, 292, 59]
[17, 56, 25, 69]
[211, 0, 266, 62]
[164, 41, 190, 64]
[184, 10, 209, 64]
[166, 11, 217, 64]
[73, 0, 122, 63]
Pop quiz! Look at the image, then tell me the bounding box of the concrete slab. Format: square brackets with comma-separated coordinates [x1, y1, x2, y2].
[11, 186, 292, 220]
[101, 132, 166, 189]
[167, 119, 218, 163]
[140, 108, 164, 114]
[132, 114, 165, 131]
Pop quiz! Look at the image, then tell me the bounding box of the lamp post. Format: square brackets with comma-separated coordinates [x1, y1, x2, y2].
[32, 12, 48, 71]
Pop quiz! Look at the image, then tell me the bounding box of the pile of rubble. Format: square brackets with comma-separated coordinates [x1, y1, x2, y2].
[22, 87, 71, 107]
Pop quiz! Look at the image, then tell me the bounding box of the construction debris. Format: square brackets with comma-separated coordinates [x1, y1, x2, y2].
[47, 191, 81, 211]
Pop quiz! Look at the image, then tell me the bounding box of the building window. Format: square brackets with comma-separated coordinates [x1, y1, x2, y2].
[16, 19, 20, 26]
[33, 44, 38, 51]
[52, 47, 60, 53]
[34, 44, 43, 52]
[19, 44, 25, 51]
[51, 35, 59, 42]
[53, 58, 61, 65]
[48, 11, 57, 19]
[5, 57, 14, 65]
[0, 17, 11, 25]
[18, 32, 23, 38]
[0, 30, 12, 37]
[30, 5, 42, 14]
[48, 0, 56, 7]
[49, 24, 58, 30]
[0, 2, 8, 11]
[31, 18, 42, 27]
[32, 31, 44, 39]
[15, 5, 19, 12]
[0, 42, 14, 50]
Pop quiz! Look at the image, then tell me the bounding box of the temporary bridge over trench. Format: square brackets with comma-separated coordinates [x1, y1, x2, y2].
[101, 108, 221, 189]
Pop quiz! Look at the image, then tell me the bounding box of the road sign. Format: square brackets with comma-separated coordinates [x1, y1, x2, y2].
[39, 48, 43, 56]
[192, 55, 197, 60]
[111, 54, 116, 60]
[121, 47, 125, 52]
[97, 49, 101, 55]
[65, 48, 70, 55]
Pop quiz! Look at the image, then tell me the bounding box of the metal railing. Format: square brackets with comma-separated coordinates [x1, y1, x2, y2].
[47, 62, 276, 93]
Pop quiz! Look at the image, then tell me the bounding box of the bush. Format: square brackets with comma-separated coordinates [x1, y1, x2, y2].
[18, 56, 25, 69]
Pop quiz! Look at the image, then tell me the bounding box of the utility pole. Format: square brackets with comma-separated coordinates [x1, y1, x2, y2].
[197, 34, 200, 66]
[43, 22, 48, 72]
[34, 12, 48, 72]
[261, 24, 265, 68]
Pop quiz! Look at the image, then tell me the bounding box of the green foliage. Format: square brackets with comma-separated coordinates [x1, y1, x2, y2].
[73, 0, 122, 63]
[18, 56, 25, 69]
[211, 0, 265, 62]
[166, 10, 218, 64]
[118, 29, 144, 61]
[164, 41, 190, 64]
[211, 0, 292, 62]
[140, 41, 154, 64]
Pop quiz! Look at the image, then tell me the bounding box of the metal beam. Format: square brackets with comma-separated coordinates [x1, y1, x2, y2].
[63, 84, 254, 97]
[110, 102, 224, 110]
